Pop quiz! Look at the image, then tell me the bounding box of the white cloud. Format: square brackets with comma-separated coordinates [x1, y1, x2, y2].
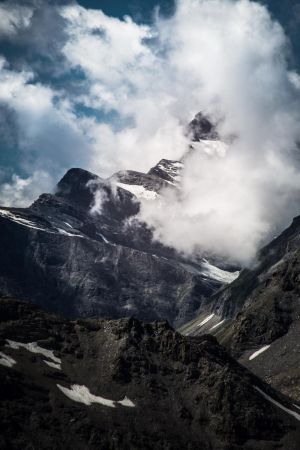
[61, 5, 153, 84]
[1, 0, 300, 264]
[0, 3, 33, 37]
[0, 170, 54, 207]
[137, 0, 300, 264]
[0, 58, 93, 181]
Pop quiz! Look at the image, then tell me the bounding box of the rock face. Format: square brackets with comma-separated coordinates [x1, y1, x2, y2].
[180, 215, 300, 401]
[0, 114, 237, 327]
[188, 111, 219, 141]
[1, 297, 300, 450]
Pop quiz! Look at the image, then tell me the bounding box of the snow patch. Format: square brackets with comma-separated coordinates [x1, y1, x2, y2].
[255, 387, 300, 422]
[0, 209, 47, 232]
[117, 396, 135, 407]
[64, 222, 73, 228]
[116, 183, 158, 200]
[97, 232, 110, 244]
[6, 340, 61, 364]
[57, 384, 135, 408]
[197, 314, 214, 327]
[201, 260, 240, 283]
[43, 360, 62, 370]
[57, 228, 82, 237]
[191, 140, 228, 157]
[249, 345, 270, 361]
[0, 351, 16, 368]
[209, 319, 226, 331]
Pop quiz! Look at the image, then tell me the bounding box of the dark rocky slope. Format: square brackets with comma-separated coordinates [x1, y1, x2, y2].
[180, 215, 300, 401]
[1, 297, 300, 450]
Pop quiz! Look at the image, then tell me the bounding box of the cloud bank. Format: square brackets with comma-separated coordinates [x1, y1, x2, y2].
[0, 0, 300, 264]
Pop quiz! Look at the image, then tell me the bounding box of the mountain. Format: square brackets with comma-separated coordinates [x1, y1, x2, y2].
[0, 114, 237, 327]
[180, 214, 300, 402]
[1, 297, 300, 449]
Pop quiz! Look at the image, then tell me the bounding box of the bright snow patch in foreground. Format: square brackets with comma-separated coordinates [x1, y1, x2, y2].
[255, 387, 300, 422]
[249, 345, 270, 361]
[6, 340, 61, 364]
[57, 384, 135, 408]
[116, 183, 158, 200]
[43, 360, 62, 370]
[117, 396, 135, 407]
[197, 314, 214, 327]
[0, 351, 16, 368]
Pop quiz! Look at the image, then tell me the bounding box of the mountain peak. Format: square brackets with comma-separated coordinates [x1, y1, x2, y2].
[188, 112, 219, 141]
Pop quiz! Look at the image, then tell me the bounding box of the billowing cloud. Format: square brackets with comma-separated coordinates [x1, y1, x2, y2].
[139, 0, 300, 264]
[0, 170, 53, 207]
[0, 0, 300, 264]
[0, 3, 33, 37]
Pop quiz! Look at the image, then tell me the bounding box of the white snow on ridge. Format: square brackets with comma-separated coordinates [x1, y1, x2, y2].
[0, 351, 16, 368]
[197, 314, 214, 327]
[116, 183, 158, 200]
[6, 340, 61, 364]
[191, 140, 228, 157]
[64, 222, 73, 228]
[57, 384, 135, 408]
[202, 260, 240, 284]
[255, 387, 300, 422]
[57, 228, 83, 237]
[209, 319, 226, 331]
[0, 209, 87, 239]
[0, 209, 47, 232]
[157, 161, 183, 185]
[249, 345, 270, 361]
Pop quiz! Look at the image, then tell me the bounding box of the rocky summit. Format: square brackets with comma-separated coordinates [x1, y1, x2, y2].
[1, 297, 300, 450]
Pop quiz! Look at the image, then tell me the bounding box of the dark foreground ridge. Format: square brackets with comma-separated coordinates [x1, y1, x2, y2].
[0, 298, 300, 449]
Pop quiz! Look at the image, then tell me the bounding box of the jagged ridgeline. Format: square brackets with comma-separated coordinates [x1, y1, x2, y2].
[0, 113, 238, 327]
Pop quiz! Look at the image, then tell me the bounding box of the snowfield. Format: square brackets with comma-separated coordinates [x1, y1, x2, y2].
[6, 340, 61, 364]
[57, 384, 135, 408]
[201, 260, 240, 283]
[116, 183, 158, 200]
